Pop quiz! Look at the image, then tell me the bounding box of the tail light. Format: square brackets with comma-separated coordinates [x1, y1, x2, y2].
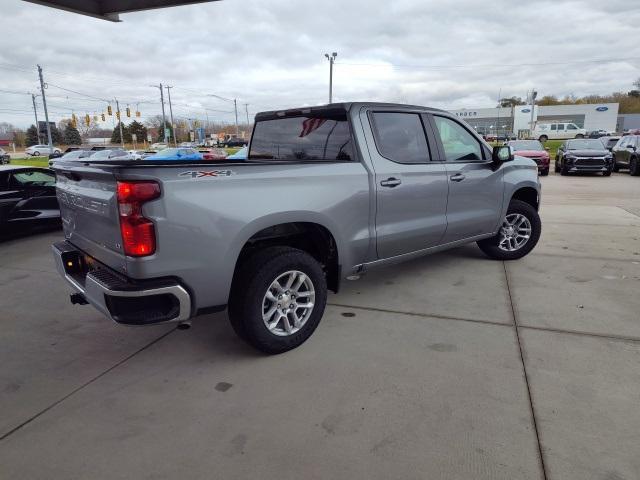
[116, 181, 161, 257]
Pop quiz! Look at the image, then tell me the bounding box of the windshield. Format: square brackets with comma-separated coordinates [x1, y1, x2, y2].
[508, 140, 544, 151]
[250, 113, 353, 161]
[566, 139, 605, 150]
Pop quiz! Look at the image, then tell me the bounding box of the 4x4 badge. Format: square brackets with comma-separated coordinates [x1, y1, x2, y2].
[179, 170, 234, 179]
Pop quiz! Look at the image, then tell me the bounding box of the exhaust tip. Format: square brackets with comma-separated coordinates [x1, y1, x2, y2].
[177, 321, 192, 331]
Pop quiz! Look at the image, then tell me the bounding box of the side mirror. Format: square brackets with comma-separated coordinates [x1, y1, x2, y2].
[492, 145, 514, 165]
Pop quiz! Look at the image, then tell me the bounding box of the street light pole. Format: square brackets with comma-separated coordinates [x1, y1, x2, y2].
[324, 52, 337, 103]
[529, 89, 537, 138]
[151, 84, 167, 143]
[37, 64, 53, 150]
[244, 103, 250, 125]
[31, 94, 40, 143]
[165, 85, 176, 146]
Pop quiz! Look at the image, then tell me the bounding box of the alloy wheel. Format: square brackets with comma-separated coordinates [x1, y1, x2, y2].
[498, 213, 532, 252]
[262, 270, 315, 336]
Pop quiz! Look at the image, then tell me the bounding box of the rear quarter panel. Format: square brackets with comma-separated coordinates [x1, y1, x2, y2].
[119, 162, 371, 310]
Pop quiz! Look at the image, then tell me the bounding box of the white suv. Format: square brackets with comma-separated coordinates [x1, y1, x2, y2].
[532, 122, 586, 141]
[25, 144, 61, 156]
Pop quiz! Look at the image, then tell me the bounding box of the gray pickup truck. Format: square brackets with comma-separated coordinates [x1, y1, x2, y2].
[51, 102, 541, 354]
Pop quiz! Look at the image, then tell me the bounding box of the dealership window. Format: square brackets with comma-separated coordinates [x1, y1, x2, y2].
[370, 112, 431, 164]
[249, 114, 353, 162]
[433, 116, 483, 162]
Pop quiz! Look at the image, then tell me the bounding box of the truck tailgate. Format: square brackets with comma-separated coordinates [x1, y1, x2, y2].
[54, 164, 126, 273]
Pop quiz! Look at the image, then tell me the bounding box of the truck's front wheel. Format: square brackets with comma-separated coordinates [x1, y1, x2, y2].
[477, 200, 541, 260]
[229, 246, 327, 354]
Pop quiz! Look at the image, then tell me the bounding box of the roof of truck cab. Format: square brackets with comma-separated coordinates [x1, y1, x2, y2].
[255, 102, 447, 120]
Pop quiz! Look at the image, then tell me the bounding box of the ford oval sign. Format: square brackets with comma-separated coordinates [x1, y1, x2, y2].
[521, 108, 531, 113]
[595, 106, 608, 112]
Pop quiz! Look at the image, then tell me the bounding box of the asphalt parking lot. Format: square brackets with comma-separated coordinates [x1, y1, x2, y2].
[1, 172, 639, 480]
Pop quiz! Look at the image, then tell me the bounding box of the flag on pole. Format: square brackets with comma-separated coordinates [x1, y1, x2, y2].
[299, 117, 327, 137]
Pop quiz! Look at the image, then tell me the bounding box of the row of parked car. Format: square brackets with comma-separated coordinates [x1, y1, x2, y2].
[506, 134, 640, 177]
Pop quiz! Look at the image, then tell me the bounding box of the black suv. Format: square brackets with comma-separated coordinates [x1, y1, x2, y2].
[612, 135, 640, 175]
[555, 138, 614, 176]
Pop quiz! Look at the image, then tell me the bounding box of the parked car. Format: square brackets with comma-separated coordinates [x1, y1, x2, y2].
[145, 148, 203, 161]
[150, 143, 168, 150]
[0, 165, 60, 235]
[554, 138, 614, 176]
[612, 135, 640, 175]
[226, 146, 248, 160]
[180, 142, 197, 148]
[506, 140, 550, 176]
[533, 122, 586, 142]
[587, 130, 611, 139]
[86, 149, 131, 161]
[51, 102, 541, 354]
[223, 137, 248, 148]
[25, 144, 61, 157]
[198, 148, 228, 160]
[127, 150, 148, 160]
[599, 136, 621, 152]
[48, 149, 94, 166]
[0, 147, 10, 164]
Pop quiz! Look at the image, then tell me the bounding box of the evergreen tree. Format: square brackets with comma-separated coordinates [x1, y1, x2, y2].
[63, 124, 82, 145]
[50, 124, 63, 145]
[25, 125, 39, 146]
[128, 120, 147, 143]
[111, 122, 131, 144]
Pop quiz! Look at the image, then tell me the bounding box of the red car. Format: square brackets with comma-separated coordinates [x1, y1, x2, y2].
[506, 140, 550, 176]
[198, 148, 228, 161]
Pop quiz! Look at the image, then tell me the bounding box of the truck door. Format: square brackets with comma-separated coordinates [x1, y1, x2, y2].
[427, 114, 503, 243]
[362, 109, 448, 259]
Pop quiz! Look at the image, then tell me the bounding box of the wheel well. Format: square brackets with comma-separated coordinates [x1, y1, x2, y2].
[511, 187, 539, 210]
[236, 222, 340, 293]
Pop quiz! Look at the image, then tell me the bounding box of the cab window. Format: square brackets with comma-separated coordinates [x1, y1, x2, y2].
[432, 116, 483, 162]
[370, 112, 431, 164]
[567, 124, 577, 130]
[8, 169, 55, 188]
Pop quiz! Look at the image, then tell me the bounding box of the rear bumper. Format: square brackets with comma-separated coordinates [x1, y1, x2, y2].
[52, 241, 192, 325]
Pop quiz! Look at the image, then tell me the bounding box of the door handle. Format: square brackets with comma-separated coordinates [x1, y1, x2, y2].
[450, 173, 466, 182]
[380, 177, 402, 188]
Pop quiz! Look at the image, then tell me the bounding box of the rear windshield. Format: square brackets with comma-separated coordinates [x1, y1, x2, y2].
[249, 113, 353, 162]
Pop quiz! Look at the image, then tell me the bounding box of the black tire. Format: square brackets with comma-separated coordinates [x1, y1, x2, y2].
[538, 135, 548, 142]
[575, 134, 584, 139]
[554, 159, 560, 173]
[477, 199, 541, 261]
[630, 158, 640, 176]
[602, 169, 612, 177]
[228, 246, 327, 354]
[612, 157, 620, 172]
[540, 168, 549, 176]
[33, 151, 40, 156]
[560, 163, 569, 176]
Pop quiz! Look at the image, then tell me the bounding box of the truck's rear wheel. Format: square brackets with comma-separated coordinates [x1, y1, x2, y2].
[228, 246, 327, 354]
[477, 200, 541, 260]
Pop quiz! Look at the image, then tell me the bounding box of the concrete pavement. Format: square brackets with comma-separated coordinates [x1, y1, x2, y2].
[1, 173, 639, 479]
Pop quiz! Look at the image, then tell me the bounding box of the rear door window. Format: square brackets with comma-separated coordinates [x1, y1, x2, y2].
[557, 124, 565, 131]
[551, 124, 557, 131]
[249, 113, 353, 162]
[370, 112, 431, 164]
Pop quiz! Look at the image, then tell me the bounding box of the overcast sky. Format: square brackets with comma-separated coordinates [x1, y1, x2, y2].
[1, 0, 639, 128]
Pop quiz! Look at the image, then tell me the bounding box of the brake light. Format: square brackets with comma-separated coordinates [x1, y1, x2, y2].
[116, 181, 161, 257]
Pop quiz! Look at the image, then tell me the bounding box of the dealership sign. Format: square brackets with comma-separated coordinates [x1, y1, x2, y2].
[521, 108, 531, 113]
[595, 106, 609, 112]
[455, 111, 478, 117]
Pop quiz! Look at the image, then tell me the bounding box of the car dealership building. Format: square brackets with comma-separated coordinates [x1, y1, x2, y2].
[449, 103, 620, 136]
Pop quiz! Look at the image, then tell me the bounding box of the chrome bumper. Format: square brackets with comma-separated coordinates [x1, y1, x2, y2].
[52, 241, 191, 325]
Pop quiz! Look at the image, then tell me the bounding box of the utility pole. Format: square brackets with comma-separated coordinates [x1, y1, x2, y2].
[165, 85, 176, 146]
[152, 84, 167, 143]
[244, 103, 250, 125]
[115, 99, 125, 148]
[529, 89, 537, 139]
[233, 99, 239, 135]
[324, 52, 337, 103]
[37, 64, 53, 149]
[31, 94, 40, 143]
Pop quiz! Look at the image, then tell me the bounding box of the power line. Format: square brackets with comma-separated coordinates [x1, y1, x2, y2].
[335, 56, 640, 70]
